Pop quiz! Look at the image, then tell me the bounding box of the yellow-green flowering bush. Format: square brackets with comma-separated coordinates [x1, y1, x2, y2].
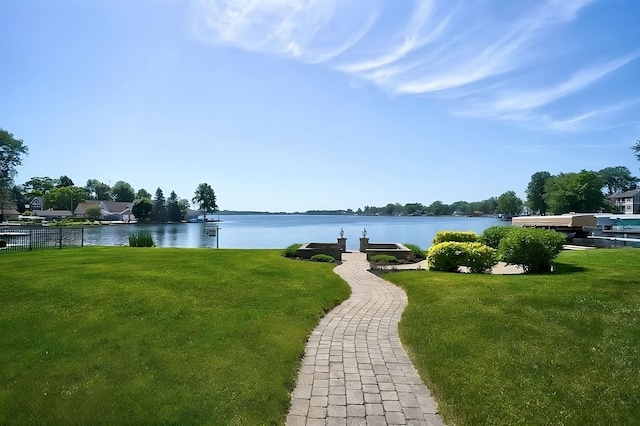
[427, 241, 498, 274]
[432, 230, 479, 245]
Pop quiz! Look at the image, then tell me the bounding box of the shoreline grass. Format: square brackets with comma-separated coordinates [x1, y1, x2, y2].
[0, 247, 350, 424]
[385, 249, 640, 425]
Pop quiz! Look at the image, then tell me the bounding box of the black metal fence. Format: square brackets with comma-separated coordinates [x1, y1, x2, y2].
[0, 227, 84, 252]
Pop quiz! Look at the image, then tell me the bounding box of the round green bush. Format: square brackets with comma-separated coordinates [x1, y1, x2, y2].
[427, 242, 466, 272]
[433, 230, 479, 245]
[310, 254, 336, 263]
[370, 254, 397, 265]
[427, 241, 498, 273]
[498, 228, 566, 273]
[464, 242, 499, 274]
[481, 226, 514, 249]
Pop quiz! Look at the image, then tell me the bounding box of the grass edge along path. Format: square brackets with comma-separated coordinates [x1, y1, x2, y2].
[0, 247, 350, 424]
[385, 249, 640, 425]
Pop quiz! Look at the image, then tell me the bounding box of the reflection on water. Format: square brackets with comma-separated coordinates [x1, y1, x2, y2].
[82, 215, 504, 249]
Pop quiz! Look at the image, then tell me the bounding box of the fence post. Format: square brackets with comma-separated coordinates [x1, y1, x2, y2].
[81, 227, 84, 248]
[59, 227, 62, 249]
[29, 229, 32, 250]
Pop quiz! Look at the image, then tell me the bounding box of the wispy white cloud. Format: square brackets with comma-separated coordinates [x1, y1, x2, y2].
[190, 0, 639, 132]
[190, 0, 379, 63]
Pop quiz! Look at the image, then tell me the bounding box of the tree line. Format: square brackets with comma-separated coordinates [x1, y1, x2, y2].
[1, 128, 218, 223]
[2, 126, 639, 220]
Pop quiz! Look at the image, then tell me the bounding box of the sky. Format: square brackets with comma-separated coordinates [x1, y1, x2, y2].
[2, 0, 640, 212]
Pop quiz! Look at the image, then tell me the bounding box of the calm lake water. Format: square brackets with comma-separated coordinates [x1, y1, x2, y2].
[83, 215, 504, 250]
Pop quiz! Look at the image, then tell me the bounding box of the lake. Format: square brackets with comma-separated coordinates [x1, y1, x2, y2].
[83, 215, 504, 250]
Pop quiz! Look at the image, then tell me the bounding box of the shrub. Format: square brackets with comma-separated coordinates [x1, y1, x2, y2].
[464, 242, 499, 274]
[427, 242, 498, 273]
[283, 243, 302, 258]
[370, 254, 397, 265]
[427, 242, 467, 272]
[310, 254, 335, 263]
[433, 231, 479, 245]
[481, 226, 514, 249]
[498, 228, 566, 273]
[403, 243, 426, 259]
[129, 230, 154, 247]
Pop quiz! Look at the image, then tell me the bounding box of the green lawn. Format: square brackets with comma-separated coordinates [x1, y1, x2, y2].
[0, 247, 350, 424]
[385, 249, 640, 425]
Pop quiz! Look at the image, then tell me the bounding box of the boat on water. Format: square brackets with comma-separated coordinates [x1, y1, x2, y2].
[512, 213, 640, 247]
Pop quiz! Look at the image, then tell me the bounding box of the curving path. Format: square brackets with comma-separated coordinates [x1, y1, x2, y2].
[286, 252, 445, 426]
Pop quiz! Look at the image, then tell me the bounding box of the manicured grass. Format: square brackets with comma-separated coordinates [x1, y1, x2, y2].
[0, 247, 349, 424]
[385, 249, 640, 425]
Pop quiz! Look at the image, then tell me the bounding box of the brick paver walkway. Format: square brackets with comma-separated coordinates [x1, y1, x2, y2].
[286, 252, 445, 426]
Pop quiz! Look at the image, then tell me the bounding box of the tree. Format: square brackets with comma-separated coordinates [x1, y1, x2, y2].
[57, 175, 74, 187]
[0, 128, 28, 193]
[544, 170, 604, 214]
[525, 171, 552, 215]
[178, 198, 190, 220]
[598, 166, 638, 195]
[136, 188, 152, 199]
[405, 202, 425, 215]
[112, 181, 135, 202]
[450, 201, 470, 215]
[85, 179, 112, 200]
[23, 176, 57, 197]
[152, 187, 167, 223]
[43, 186, 86, 211]
[496, 191, 523, 216]
[132, 198, 152, 222]
[192, 183, 218, 218]
[11, 185, 27, 213]
[633, 140, 640, 162]
[426, 201, 453, 216]
[167, 191, 182, 222]
[85, 205, 102, 221]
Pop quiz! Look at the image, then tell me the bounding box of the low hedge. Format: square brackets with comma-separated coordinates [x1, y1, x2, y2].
[433, 231, 479, 245]
[498, 227, 566, 273]
[310, 254, 336, 263]
[427, 241, 498, 274]
[481, 226, 514, 249]
[370, 254, 397, 265]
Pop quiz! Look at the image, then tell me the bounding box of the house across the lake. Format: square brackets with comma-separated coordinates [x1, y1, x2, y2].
[74, 201, 136, 222]
[607, 189, 640, 215]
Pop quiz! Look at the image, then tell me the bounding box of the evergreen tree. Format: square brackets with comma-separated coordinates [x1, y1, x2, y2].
[167, 191, 182, 222]
[152, 187, 167, 223]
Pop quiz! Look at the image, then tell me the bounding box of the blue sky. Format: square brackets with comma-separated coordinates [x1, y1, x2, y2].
[2, 0, 639, 212]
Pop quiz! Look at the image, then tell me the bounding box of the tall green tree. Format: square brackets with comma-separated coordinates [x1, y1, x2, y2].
[57, 175, 74, 187]
[136, 188, 152, 199]
[0, 128, 28, 192]
[178, 198, 190, 220]
[112, 181, 135, 202]
[11, 185, 27, 213]
[599, 166, 638, 195]
[632, 140, 640, 162]
[85, 179, 112, 200]
[544, 170, 604, 214]
[23, 176, 57, 197]
[132, 198, 152, 222]
[167, 191, 182, 222]
[526, 171, 552, 215]
[496, 191, 523, 216]
[192, 183, 218, 218]
[152, 187, 167, 223]
[43, 186, 86, 211]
